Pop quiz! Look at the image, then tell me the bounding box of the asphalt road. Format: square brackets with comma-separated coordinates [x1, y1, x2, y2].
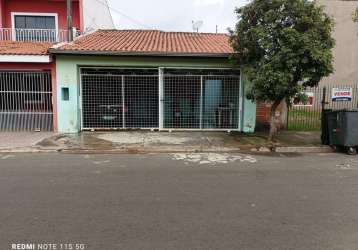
[1, 152, 358, 250]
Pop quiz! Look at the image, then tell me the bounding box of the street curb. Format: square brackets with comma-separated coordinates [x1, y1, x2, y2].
[0, 147, 60, 153]
[57, 145, 243, 154]
[273, 146, 334, 153]
[0, 145, 334, 154]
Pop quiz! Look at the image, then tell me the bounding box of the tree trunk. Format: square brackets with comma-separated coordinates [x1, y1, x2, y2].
[280, 98, 288, 130]
[268, 100, 282, 142]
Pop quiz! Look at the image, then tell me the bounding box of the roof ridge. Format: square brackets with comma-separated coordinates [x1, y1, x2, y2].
[51, 29, 234, 56]
[97, 29, 229, 36]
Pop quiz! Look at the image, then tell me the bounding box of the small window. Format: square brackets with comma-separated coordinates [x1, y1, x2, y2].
[62, 88, 70, 101]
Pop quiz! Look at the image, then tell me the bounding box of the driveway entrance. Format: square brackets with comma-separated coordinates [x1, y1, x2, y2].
[80, 68, 241, 131]
[81, 68, 159, 130]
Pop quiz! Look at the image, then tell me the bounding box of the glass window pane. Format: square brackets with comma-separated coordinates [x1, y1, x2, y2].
[14, 15, 56, 29]
[25, 16, 37, 28]
[14, 16, 26, 29]
[45, 17, 56, 29]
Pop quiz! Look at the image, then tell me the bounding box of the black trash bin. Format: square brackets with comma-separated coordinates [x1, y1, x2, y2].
[326, 109, 358, 155]
[321, 109, 332, 145]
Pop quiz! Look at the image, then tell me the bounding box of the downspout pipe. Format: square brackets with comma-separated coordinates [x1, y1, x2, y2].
[67, 0, 73, 42]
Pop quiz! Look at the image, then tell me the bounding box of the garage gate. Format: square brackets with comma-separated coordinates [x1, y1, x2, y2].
[0, 71, 53, 131]
[81, 69, 159, 129]
[80, 68, 241, 131]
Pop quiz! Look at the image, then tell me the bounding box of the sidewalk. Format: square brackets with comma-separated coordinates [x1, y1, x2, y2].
[0, 132, 55, 152]
[10, 130, 332, 154]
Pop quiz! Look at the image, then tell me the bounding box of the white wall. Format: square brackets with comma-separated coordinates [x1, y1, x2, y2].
[318, 0, 358, 85]
[83, 0, 114, 31]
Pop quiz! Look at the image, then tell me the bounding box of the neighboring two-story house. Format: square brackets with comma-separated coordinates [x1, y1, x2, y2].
[0, 0, 113, 132]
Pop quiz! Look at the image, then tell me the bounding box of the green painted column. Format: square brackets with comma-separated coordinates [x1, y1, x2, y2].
[56, 60, 81, 133]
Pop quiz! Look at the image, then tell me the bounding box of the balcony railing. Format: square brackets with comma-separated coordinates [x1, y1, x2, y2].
[0, 28, 80, 43]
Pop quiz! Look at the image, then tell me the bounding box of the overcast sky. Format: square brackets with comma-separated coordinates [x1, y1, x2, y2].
[107, 0, 249, 33]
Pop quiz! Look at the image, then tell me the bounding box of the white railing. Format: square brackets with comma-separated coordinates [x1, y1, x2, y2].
[0, 28, 80, 43]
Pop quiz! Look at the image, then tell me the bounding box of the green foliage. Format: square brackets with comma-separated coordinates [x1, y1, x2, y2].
[295, 92, 309, 105]
[230, 0, 335, 104]
[353, 8, 358, 23]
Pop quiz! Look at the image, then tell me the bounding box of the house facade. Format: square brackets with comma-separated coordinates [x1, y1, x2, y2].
[0, 0, 113, 132]
[0, 2, 256, 134]
[50, 30, 256, 133]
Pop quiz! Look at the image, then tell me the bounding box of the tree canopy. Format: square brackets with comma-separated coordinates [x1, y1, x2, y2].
[230, 0, 335, 139]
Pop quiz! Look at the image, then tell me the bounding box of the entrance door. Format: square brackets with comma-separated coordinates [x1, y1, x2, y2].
[203, 79, 222, 128]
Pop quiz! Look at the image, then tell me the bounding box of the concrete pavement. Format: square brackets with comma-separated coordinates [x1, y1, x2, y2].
[31, 131, 333, 154]
[0, 152, 358, 249]
[0, 132, 55, 151]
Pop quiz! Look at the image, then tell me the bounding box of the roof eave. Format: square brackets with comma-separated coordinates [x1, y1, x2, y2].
[49, 49, 233, 58]
[0, 54, 51, 63]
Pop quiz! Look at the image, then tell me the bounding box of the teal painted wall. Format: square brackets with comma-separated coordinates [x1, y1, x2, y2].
[56, 58, 81, 133]
[55, 55, 256, 133]
[241, 73, 256, 133]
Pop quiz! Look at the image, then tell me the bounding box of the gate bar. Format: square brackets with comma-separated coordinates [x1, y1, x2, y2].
[200, 76, 203, 129]
[122, 75, 126, 129]
[159, 68, 164, 130]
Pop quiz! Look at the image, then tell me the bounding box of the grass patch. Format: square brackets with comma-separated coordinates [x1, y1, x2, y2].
[288, 109, 321, 131]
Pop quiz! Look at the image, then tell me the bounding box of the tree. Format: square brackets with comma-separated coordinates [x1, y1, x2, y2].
[230, 0, 335, 141]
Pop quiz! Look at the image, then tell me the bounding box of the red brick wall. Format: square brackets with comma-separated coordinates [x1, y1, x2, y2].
[256, 101, 288, 130]
[256, 102, 271, 124]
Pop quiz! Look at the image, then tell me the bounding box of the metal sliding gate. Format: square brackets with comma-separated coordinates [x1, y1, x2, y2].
[0, 71, 53, 131]
[163, 75, 240, 130]
[80, 69, 241, 131]
[81, 73, 159, 129]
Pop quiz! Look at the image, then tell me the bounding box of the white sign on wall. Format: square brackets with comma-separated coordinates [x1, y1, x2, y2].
[332, 87, 353, 102]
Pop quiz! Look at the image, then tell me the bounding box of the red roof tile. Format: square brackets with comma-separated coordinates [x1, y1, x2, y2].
[53, 30, 234, 56]
[0, 41, 52, 55]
